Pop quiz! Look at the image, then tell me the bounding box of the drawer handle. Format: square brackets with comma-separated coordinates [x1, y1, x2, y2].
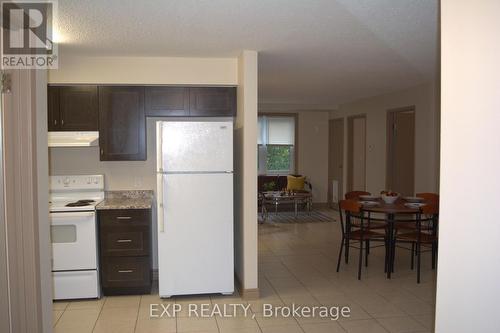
[116, 216, 132, 220]
[116, 239, 132, 243]
[118, 270, 134, 273]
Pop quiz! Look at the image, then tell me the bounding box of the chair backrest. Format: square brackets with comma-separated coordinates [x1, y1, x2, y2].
[345, 191, 370, 200]
[421, 203, 439, 216]
[338, 200, 362, 236]
[416, 192, 439, 205]
[340, 199, 362, 213]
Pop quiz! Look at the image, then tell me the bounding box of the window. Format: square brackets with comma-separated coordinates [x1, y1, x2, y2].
[258, 115, 296, 174]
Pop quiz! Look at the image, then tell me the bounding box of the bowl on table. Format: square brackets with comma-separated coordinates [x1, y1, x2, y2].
[380, 191, 400, 204]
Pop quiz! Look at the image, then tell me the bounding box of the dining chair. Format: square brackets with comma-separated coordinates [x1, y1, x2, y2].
[344, 191, 386, 231]
[416, 192, 439, 205]
[396, 193, 439, 232]
[337, 200, 386, 280]
[393, 204, 439, 283]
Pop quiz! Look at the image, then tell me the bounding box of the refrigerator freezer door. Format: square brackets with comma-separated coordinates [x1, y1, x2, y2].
[159, 121, 233, 173]
[158, 173, 234, 296]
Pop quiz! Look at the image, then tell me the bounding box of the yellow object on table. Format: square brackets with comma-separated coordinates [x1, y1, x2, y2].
[287, 175, 305, 191]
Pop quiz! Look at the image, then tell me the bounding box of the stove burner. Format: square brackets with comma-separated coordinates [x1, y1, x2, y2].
[65, 199, 96, 207]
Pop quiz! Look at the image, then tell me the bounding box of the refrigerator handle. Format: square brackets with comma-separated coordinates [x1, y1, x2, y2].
[156, 122, 165, 233]
[158, 174, 165, 233]
[156, 121, 163, 172]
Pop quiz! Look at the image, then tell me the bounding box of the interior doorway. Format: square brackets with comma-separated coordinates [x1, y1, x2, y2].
[347, 115, 366, 191]
[387, 107, 416, 196]
[328, 118, 344, 208]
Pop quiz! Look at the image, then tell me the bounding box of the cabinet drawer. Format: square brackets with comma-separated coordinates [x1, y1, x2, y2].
[101, 257, 151, 288]
[99, 209, 150, 227]
[101, 227, 149, 257]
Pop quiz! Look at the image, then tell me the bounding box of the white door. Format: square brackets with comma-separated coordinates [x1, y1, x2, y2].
[158, 173, 234, 297]
[50, 212, 97, 271]
[159, 121, 233, 172]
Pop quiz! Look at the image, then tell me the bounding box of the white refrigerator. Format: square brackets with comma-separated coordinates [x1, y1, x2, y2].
[156, 120, 234, 297]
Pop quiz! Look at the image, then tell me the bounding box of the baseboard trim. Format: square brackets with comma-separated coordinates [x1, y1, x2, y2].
[235, 275, 260, 300]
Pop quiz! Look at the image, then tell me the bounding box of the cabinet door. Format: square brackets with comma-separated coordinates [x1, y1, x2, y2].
[189, 87, 236, 117]
[47, 86, 60, 131]
[59, 86, 98, 131]
[145, 86, 189, 116]
[99, 86, 146, 161]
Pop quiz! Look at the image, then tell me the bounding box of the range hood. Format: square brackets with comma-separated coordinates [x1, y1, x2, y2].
[48, 131, 99, 147]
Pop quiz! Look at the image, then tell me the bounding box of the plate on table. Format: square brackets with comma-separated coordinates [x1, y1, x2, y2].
[403, 196, 424, 203]
[404, 202, 426, 208]
[359, 201, 379, 207]
[359, 195, 379, 201]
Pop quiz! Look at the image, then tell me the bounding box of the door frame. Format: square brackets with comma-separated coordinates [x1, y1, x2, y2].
[1, 70, 51, 332]
[328, 118, 344, 208]
[347, 114, 367, 192]
[386, 106, 416, 193]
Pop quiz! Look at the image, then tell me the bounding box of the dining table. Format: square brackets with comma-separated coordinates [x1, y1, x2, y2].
[358, 198, 423, 279]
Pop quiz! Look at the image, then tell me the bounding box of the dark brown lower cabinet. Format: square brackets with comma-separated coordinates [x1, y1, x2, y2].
[98, 209, 152, 295]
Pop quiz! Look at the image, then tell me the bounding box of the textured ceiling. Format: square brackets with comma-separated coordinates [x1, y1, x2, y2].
[56, 0, 438, 108]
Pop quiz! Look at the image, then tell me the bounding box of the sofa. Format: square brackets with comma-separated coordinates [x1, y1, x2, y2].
[258, 174, 312, 193]
[257, 174, 312, 212]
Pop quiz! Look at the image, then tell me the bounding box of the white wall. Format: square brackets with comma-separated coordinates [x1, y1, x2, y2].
[298, 112, 329, 203]
[436, 1, 500, 332]
[234, 51, 259, 291]
[48, 56, 238, 85]
[330, 82, 439, 196]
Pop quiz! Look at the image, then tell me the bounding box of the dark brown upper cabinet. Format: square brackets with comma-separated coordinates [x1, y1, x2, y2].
[145, 86, 189, 117]
[47, 85, 99, 131]
[47, 86, 60, 131]
[189, 87, 236, 117]
[99, 86, 146, 161]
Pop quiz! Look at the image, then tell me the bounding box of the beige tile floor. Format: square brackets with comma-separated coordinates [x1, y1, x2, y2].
[53, 209, 436, 332]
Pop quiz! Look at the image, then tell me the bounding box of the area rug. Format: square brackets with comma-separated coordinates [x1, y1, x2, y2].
[259, 210, 336, 224]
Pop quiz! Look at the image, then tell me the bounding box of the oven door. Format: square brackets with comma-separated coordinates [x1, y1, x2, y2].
[50, 211, 97, 271]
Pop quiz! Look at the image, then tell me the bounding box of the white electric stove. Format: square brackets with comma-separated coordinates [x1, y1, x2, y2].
[49, 175, 104, 300]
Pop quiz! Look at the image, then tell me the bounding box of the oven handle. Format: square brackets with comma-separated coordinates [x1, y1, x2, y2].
[49, 212, 95, 219]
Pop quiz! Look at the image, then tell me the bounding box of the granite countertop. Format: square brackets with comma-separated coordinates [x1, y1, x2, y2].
[96, 190, 154, 210]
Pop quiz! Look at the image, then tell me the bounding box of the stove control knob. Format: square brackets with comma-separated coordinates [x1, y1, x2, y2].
[63, 177, 70, 186]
